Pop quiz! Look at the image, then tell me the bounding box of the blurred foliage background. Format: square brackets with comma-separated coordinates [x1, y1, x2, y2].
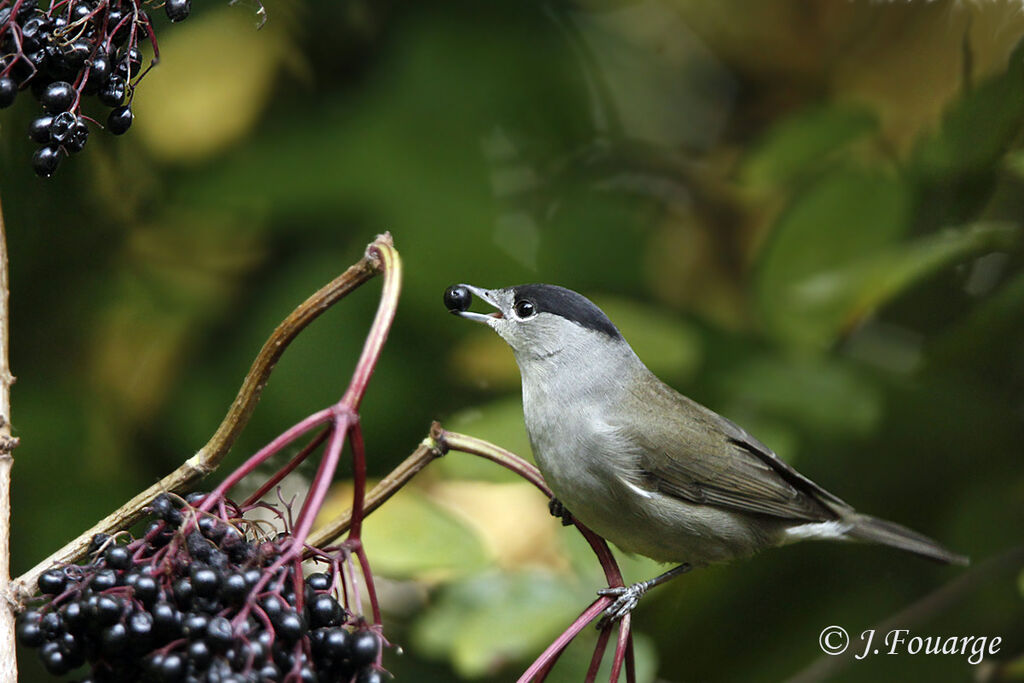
[3, 0, 1024, 680]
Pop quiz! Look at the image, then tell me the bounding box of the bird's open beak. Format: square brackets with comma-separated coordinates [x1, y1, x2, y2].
[453, 284, 504, 324]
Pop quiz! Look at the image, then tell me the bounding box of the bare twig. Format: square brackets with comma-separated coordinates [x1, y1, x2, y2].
[0, 194, 21, 682]
[12, 234, 392, 600]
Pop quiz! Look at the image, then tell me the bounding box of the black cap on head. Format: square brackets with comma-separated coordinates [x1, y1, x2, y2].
[512, 284, 621, 339]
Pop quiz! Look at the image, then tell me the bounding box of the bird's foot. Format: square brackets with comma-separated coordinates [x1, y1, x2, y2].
[595, 563, 692, 629]
[547, 498, 574, 526]
[596, 582, 649, 628]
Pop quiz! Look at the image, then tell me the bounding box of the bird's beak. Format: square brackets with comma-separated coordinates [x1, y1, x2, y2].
[453, 284, 504, 324]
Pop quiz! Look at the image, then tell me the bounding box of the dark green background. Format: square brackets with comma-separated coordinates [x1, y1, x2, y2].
[2, 1, 1023, 680]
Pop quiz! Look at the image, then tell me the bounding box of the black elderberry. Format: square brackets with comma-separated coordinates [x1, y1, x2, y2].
[0, 77, 16, 108]
[159, 652, 186, 682]
[259, 594, 285, 620]
[70, 1, 94, 22]
[315, 627, 350, 662]
[63, 600, 88, 632]
[187, 530, 219, 564]
[257, 663, 280, 681]
[133, 574, 159, 605]
[444, 285, 473, 313]
[104, 544, 132, 570]
[350, 630, 380, 667]
[16, 610, 45, 647]
[221, 571, 248, 605]
[40, 80, 75, 112]
[40, 610, 62, 635]
[204, 615, 233, 652]
[38, 567, 67, 594]
[190, 564, 221, 598]
[29, 115, 54, 144]
[198, 514, 227, 543]
[172, 576, 193, 607]
[90, 567, 119, 591]
[115, 46, 142, 80]
[86, 52, 112, 89]
[357, 669, 385, 683]
[151, 493, 184, 524]
[63, 38, 92, 68]
[100, 622, 128, 655]
[127, 610, 154, 650]
[91, 594, 123, 626]
[164, 0, 191, 22]
[48, 111, 78, 144]
[305, 572, 331, 591]
[185, 639, 211, 669]
[182, 612, 209, 640]
[40, 640, 71, 675]
[185, 492, 207, 505]
[274, 610, 305, 644]
[308, 594, 343, 628]
[151, 602, 183, 640]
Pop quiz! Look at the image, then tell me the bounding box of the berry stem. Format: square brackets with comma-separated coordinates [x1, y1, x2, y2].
[584, 624, 612, 682]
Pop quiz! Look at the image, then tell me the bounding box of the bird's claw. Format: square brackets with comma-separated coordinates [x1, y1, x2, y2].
[547, 498, 574, 526]
[595, 582, 648, 628]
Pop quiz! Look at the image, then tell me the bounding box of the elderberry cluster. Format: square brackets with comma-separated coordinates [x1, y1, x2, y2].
[0, 0, 192, 178]
[16, 492, 388, 682]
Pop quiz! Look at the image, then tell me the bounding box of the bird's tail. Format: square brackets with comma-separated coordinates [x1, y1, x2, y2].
[845, 514, 969, 566]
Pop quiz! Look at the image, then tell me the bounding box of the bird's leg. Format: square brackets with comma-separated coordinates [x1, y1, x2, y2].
[547, 497, 574, 526]
[597, 563, 692, 626]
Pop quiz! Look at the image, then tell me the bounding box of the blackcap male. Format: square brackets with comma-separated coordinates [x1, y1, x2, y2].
[445, 283, 966, 620]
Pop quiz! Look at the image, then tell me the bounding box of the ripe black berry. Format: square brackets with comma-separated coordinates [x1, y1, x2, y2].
[133, 574, 159, 605]
[28, 116, 53, 144]
[444, 285, 472, 312]
[32, 145, 62, 178]
[104, 544, 131, 570]
[350, 630, 381, 666]
[189, 565, 220, 598]
[100, 622, 128, 655]
[0, 77, 16, 108]
[306, 572, 332, 591]
[274, 611, 305, 644]
[186, 639, 212, 668]
[16, 611, 45, 647]
[38, 567, 67, 595]
[358, 669, 385, 683]
[205, 616, 233, 651]
[164, 0, 191, 22]
[308, 593, 344, 628]
[98, 74, 126, 107]
[90, 568, 118, 591]
[40, 81, 75, 112]
[48, 111, 78, 145]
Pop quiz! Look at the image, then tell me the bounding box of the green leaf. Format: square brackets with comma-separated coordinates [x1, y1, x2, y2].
[911, 41, 1024, 182]
[741, 103, 878, 189]
[785, 222, 1019, 341]
[412, 570, 589, 677]
[755, 167, 912, 348]
[359, 487, 491, 578]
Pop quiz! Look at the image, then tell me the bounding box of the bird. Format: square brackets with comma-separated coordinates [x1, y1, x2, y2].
[444, 282, 967, 620]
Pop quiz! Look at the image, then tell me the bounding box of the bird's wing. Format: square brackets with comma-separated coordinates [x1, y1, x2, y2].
[617, 377, 849, 522]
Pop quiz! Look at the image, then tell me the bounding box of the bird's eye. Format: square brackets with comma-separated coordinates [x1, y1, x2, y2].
[513, 300, 536, 319]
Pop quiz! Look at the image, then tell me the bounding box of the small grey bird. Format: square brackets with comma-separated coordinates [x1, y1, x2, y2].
[445, 283, 967, 619]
